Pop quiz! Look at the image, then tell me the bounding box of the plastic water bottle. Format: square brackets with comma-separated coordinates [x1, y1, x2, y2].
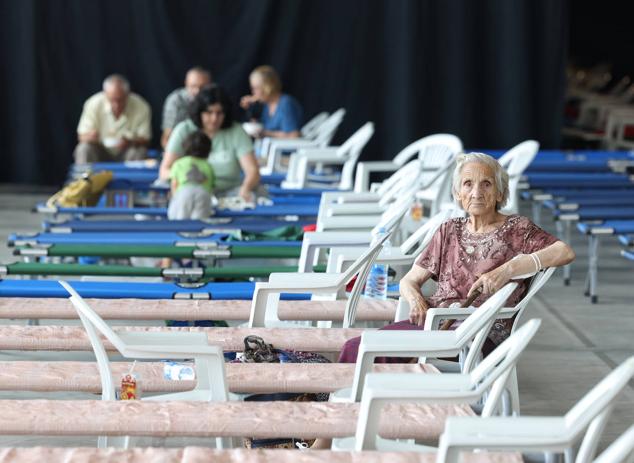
[364, 228, 390, 300]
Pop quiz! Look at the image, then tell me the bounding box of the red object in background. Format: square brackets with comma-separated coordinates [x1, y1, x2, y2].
[303, 224, 317, 232]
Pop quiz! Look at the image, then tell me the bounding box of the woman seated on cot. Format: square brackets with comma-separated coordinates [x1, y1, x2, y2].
[339, 152, 576, 361]
[159, 85, 260, 202]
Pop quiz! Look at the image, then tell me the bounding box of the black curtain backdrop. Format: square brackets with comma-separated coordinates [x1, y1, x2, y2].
[0, 0, 568, 186]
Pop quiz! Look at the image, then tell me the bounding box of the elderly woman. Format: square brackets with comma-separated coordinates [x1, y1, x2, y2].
[159, 85, 260, 201]
[240, 65, 303, 139]
[339, 152, 576, 362]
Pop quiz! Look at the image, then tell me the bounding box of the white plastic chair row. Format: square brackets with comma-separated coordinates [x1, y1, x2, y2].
[437, 356, 634, 463]
[260, 108, 345, 175]
[282, 121, 375, 190]
[333, 317, 542, 451]
[353, 133, 463, 192]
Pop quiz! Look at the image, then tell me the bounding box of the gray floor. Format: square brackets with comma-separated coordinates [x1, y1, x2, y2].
[0, 188, 632, 450]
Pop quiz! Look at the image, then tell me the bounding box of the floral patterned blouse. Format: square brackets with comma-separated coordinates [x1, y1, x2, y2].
[415, 214, 558, 344]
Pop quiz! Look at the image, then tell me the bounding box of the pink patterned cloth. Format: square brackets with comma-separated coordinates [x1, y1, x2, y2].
[339, 215, 558, 362]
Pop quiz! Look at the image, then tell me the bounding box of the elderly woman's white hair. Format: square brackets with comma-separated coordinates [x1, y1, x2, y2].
[451, 152, 510, 210]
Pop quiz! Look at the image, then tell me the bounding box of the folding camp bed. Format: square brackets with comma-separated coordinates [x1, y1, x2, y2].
[0, 297, 396, 322]
[0, 279, 309, 300]
[618, 234, 634, 246]
[0, 399, 475, 443]
[43, 217, 313, 234]
[622, 249, 634, 261]
[577, 220, 634, 303]
[35, 202, 320, 218]
[12, 243, 301, 260]
[8, 231, 302, 248]
[0, 262, 324, 281]
[522, 172, 634, 189]
[543, 196, 634, 211]
[0, 361, 426, 395]
[0, 448, 512, 463]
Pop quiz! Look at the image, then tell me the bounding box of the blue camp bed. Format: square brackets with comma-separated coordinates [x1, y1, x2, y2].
[543, 196, 634, 211]
[0, 279, 309, 300]
[267, 186, 338, 196]
[42, 218, 313, 234]
[554, 207, 634, 222]
[35, 203, 320, 218]
[576, 220, 634, 303]
[621, 249, 634, 261]
[522, 188, 634, 202]
[8, 231, 302, 247]
[523, 173, 634, 189]
[618, 234, 634, 246]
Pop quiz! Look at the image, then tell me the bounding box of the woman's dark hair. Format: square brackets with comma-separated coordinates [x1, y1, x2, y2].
[182, 131, 212, 159]
[188, 84, 233, 129]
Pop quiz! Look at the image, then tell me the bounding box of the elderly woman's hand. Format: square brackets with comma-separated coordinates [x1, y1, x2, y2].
[408, 295, 429, 326]
[467, 263, 512, 297]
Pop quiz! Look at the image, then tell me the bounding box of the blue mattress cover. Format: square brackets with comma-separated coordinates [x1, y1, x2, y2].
[525, 173, 633, 188]
[43, 218, 313, 233]
[8, 232, 302, 246]
[576, 220, 634, 235]
[622, 250, 634, 261]
[618, 234, 634, 246]
[0, 279, 309, 300]
[543, 197, 634, 210]
[556, 207, 634, 221]
[37, 203, 319, 218]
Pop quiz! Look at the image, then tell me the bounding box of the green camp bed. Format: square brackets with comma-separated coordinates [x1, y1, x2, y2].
[13, 243, 302, 259]
[0, 262, 325, 280]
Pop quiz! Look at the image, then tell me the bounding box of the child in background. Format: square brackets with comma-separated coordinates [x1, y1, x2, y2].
[167, 131, 215, 219]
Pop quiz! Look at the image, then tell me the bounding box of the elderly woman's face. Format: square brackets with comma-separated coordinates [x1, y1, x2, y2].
[457, 162, 502, 215]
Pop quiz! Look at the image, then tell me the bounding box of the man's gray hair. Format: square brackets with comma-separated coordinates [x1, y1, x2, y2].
[102, 74, 130, 93]
[451, 152, 510, 210]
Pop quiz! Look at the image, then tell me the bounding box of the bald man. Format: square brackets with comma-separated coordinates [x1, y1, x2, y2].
[74, 74, 151, 164]
[161, 67, 212, 147]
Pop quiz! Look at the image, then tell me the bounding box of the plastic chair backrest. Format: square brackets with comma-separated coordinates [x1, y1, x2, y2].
[468, 319, 542, 417]
[338, 122, 374, 191]
[352, 319, 540, 451]
[59, 281, 120, 401]
[376, 159, 420, 196]
[498, 140, 539, 214]
[392, 133, 463, 166]
[399, 209, 456, 255]
[510, 266, 556, 333]
[313, 108, 346, 145]
[370, 195, 413, 236]
[564, 357, 634, 463]
[301, 111, 329, 138]
[592, 425, 634, 463]
[343, 230, 395, 329]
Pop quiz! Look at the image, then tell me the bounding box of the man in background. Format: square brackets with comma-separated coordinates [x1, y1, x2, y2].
[74, 74, 151, 164]
[161, 66, 212, 147]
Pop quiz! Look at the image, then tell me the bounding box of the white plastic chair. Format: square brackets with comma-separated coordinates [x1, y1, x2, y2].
[301, 111, 330, 138]
[260, 108, 345, 175]
[325, 209, 464, 281]
[398, 266, 557, 415]
[282, 122, 374, 190]
[249, 230, 393, 328]
[436, 356, 634, 463]
[325, 145, 457, 217]
[59, 280, 231, 449]
[497, 140, 540, 214]
[593, 425, 634, 463]
[300, 197, 412, 273]
[333, 318, 541, 451]
[331, 282, 519, 403]
[354, 133, 463, 192]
